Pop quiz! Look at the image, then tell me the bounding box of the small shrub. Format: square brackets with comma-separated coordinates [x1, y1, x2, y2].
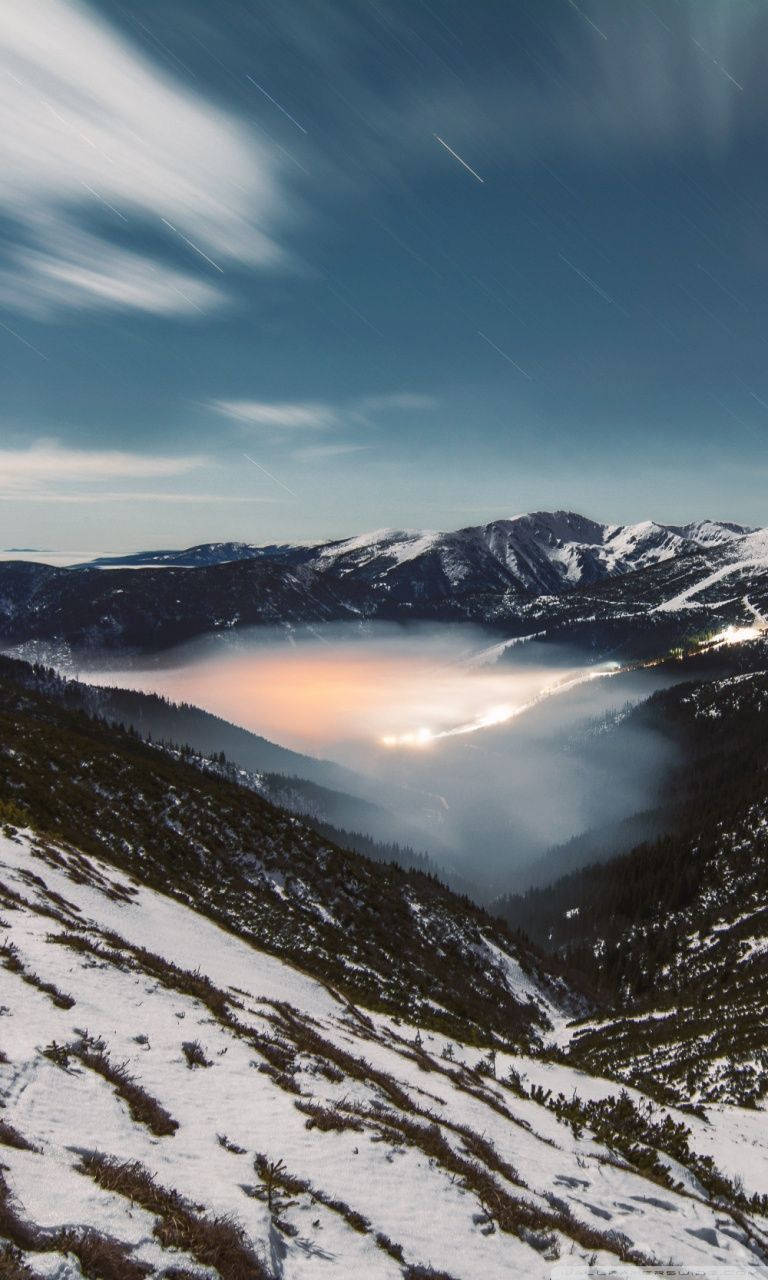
[252, 1158, 298, 1217]
[252, 1153, 370, 1236]
[294, 1101, 363, 1133]
[217, 1134, 246, 1154]
[0, 1121, 38, 1153]
[41, 1041, 70, 1069]
[181, 1040, 211, 1070]
[0, 799, 31, 833]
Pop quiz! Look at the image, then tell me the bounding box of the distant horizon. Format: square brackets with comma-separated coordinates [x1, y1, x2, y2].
[0, 504, 758, 564]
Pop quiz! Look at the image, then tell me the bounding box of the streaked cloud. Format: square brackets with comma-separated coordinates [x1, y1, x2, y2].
[211, 400, 338, 429]
[211, 390, 437, 465]
[0, 0, 285, 317]
[4, 229, 227, 317]
[211, 391, 436, 430]
[0, 491, 272, 504]
[0, 442, 206, 491]
[400, 0, 759, 167]
[355, 393, 438, 414]
[293, 443, 370, 461]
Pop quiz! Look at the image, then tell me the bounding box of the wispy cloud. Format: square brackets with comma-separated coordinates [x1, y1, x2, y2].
[293, 443, 370, 461]
[0, 491, 272, 504]
[0, 443, 205, 484]
[355, 393, 438, 414]
[211, 390, 437, 462]
[7, 229, 227, 317]
[0, 0, 285, 317]
[211, 391, 435, 430]
[0, 444, 209, 507]
[211, 400, 338, 429]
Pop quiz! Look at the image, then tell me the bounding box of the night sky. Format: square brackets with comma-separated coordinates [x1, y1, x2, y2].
[3, 0, 768, 551]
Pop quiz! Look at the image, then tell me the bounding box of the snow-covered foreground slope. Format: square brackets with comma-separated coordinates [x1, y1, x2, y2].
[3, 830, 768, 1278]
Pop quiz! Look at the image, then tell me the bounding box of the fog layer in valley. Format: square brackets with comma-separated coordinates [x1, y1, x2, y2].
[71, 622, 680, 893]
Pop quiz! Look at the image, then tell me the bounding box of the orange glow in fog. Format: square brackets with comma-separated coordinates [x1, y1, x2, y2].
[94, 640, 590, 753]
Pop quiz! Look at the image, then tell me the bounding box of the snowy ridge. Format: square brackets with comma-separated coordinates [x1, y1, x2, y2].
[1, 510, 763, 653]
[78, 510, 751, 594]
[655, 527, 768, 613]
[317, 529, 442, 571]
[311, 511, 752, 597]
[3, 829, 768, 1277]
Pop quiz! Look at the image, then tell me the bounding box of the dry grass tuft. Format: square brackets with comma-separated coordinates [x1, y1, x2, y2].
[294, 1101, 364, 1133]
[0, 1121, 38, 1153]
[181, 1040, 211, 1069]
[1, 942, 74, 1009]
[56, 1227, 152, 1280]
[42, 1035, 178, 1136]
[73, 1036, 178, 1137]
[0, 1243, 45, 1280]
[77, 1152, 273, 1280]
[0, 1169, 150, 1280]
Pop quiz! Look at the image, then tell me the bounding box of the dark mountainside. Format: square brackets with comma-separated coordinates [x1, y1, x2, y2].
[0, 654, 446, 880]
[498, 639, 768, 1104]
[0, 654, 572, 1049]
[0, 658, 374, 796]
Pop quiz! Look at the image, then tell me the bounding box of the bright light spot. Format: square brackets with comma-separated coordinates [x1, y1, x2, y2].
[381, 726, 434, 749]
[703, 624, 763, 649]
[378, 662, 623, 748]
[476, 704, 515, 727]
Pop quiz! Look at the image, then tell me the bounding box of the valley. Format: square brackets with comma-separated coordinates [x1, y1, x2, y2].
[4, 511, 768, 1274]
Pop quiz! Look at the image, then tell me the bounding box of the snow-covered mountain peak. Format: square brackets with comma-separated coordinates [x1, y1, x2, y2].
[318, 527, 441, 568]
[309, 511, 756, 597]
[677, 518, 753, 547]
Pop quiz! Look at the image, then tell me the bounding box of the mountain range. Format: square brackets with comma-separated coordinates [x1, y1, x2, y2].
[1, 510, 767, 653]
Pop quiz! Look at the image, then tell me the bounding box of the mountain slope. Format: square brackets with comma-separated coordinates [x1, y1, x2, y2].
[83, 511, 750, 593]
[498, 642, 768, 1106]
[0, 654, 393, 811]
[0, 656, 566, 1048]
[0, 556, 356, 650]
[4, 633, 768, 1269]
[81, 540, 309, 570]
[3, 827, 768, 1277]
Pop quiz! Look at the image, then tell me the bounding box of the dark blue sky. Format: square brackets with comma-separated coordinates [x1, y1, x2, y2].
[3, 0, 768, 550]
